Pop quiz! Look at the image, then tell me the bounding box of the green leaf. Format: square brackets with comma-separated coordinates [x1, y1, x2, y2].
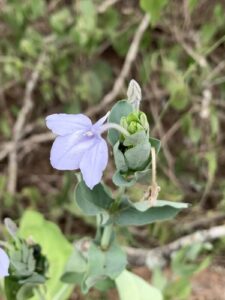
[113, 168, 151, 187]
[16, 284, 35, 300]
[123, 131, 149, 146]
[113, 171, 136, 187]
[61, 247, 87, 284]
[4, 277, 21, 300]
[124, 142, 151, 170]
[115, 270, 163, 300]
[114, 199, 188, 226]
[107, 100, 133, 145]
[140, 0, 168, 25]
[50, 9, 72, 33]
[75, 180, 114, 217]
[149, 137, 161, 153]
[82, 240, 127, 293]
[113, 142, 128, 172]
[162, 58, 189, 111]
[19, 211, 73, 300]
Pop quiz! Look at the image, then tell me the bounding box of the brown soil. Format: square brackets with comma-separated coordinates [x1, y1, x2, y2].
[190, 266, 225, 300]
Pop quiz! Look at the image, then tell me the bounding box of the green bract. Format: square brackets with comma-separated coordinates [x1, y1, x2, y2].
[120, 111, 149, 136]
[107, 100, 159, 187]
[4, 218, 49, 300]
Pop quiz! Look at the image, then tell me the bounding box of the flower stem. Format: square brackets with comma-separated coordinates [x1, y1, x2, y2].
[100, 123, 130, 136]
[101, 224, 113, 250]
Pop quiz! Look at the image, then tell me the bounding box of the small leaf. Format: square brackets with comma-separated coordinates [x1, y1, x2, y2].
[124, 142, 151, 170]
[4, 277, 21, 300]
[61, 247, 87, 284]
[75, 180, 114, 216]
[115, 270, 163, 300]
[123, 131, 148, 147]
[113, 142, 128, 172]
[113, 171, 136, 187]
[107, 100, 133, 145]
[19, 211, 73, 300]
[4, 218, 18, 239]
[114, 198, 188, 226]
[113, 168, 151, 187]
[82, 240, 127, 293]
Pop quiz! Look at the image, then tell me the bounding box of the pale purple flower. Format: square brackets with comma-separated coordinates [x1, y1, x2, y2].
[46, 113, 109, 189]
[0, 248, 9, 278]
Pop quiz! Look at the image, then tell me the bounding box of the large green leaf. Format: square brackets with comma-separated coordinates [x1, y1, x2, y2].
[115, 270, 163, 300]
[114, 199, 188, 226]
[19, 211, 73, 300]
[107, 100, 133, 145]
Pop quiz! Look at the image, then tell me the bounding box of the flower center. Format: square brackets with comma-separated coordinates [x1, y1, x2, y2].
[84, 130, 94, 137]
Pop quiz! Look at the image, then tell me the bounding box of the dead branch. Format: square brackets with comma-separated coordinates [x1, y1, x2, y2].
[86, 14, 150, 116]
[126, 224, 225, 268]
[7, 53, 46, 194]
[97, 0, 120, 13]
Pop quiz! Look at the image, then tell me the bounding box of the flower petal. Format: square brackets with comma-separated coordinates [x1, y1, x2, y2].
[0, 248, 9, 278]
[80, 137, 108, 189]
[92, 111, 110, 130]
[46, 114, 92, 136]
[50, 131, 95, 170]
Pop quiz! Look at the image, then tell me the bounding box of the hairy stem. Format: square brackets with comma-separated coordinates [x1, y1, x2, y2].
[101, 224, 113, 250]
[100, 123, 129, 136]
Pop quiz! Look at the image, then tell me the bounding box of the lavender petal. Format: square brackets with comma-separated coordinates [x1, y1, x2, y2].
[46, 114, 92, 136]
[0, 248, 9, 278]
[79, 137, 108, 189]
[50, 131, 95, 170]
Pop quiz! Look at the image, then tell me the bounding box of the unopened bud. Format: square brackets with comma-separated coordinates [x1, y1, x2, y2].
[128, 121, 137, 134]
[140, 112, 149, 132]
[120, 111, 149, 136]
[127, 79, 142, 110]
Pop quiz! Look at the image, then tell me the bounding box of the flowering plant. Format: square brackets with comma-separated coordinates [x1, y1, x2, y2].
[1, 80, 188, 299]
[47, 80, 188, 296]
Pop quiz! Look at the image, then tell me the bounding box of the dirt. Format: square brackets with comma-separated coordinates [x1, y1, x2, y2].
[190, 266, 225, 300]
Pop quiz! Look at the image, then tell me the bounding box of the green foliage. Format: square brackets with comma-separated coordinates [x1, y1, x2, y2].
[116, 270, 163, 300]
[152, 243, 212, 300]
[75, 179, 187, 228]
[114, 199, 188, 226]
[108, 100, 133, 145]
[75, 180, 113, 221]
[1, 0, 224, 299]
[61, 237, 127, 293]
[140, 0, 168, 25]
[82, 240, 127, 293]
[3, 218, 49, 300]
[19, 211, 73, 300]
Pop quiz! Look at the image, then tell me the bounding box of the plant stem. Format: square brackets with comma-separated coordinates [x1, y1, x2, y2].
[100, 122, 130, 136]
[101, 224, 113, 250]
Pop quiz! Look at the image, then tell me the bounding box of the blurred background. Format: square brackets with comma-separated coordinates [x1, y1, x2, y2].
[0, 0, 225, 299]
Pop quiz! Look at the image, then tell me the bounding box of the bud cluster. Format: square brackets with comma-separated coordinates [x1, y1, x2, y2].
[120, 111, 149, 136]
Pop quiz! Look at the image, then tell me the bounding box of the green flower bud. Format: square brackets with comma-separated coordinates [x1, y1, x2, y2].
[127, 111, 139, 123]
[128, 121, 137, 134]
[139, 112, 149, 132]
[120, 111, 149, 136]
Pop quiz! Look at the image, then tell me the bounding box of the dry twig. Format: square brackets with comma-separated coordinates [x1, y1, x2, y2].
[86, 14, 150, 116]
[97, 0, 120, 13]
[7, 53, 46, 194]
[126, 224, 225, 268]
